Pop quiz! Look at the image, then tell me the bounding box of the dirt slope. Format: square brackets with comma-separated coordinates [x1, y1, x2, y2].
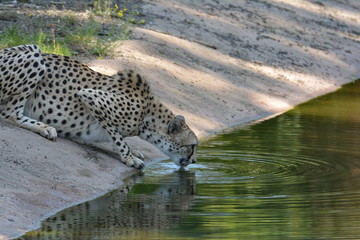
[1, 0, 359, 239]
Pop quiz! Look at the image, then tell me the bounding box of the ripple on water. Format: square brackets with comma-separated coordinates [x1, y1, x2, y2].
[192, 148, 349, 186]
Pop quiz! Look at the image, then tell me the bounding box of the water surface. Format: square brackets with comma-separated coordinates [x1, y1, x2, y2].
[20, 80, 360, 239]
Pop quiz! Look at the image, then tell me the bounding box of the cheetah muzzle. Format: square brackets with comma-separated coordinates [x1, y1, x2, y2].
[0, 45, 199, 169]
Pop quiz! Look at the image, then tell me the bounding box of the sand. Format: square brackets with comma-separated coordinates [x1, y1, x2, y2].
[0, 0, 359, 239]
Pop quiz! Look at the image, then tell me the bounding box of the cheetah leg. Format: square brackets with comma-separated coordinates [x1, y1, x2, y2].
[1, 95, 58, 141]
[108, 127, 145, 169]
[0, 44, 57, 141]
[111, 145, 145, 161]
[76, 89, 145, 169]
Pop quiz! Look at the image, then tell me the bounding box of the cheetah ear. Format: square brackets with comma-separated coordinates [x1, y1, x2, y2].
[168, 115, 185, 134]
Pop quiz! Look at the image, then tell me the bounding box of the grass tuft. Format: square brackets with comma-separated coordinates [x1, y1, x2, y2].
[0, 1, 145, 57]
[0, 25, 72, 55]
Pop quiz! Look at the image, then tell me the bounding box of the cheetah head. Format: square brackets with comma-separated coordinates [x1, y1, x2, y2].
[161, 115, 199, 167]
[142, 115, 199, 167]
[165, 115, 199, 167]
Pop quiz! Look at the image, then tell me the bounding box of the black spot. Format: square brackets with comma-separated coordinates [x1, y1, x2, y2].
[29, 72, 37, 79]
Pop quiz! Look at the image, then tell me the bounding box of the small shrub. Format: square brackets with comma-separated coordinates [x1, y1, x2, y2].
[0, 1, 144, 57]
[0, 25, 72, 55]
[92, 0, 128, 19]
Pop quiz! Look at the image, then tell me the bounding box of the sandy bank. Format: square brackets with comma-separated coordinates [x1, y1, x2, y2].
[1, 0, 359, 239]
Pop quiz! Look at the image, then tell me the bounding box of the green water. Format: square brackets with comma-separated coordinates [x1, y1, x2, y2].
[20, 80, 360, 240]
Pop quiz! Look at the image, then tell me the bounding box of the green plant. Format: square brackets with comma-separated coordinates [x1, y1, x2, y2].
[93, 0, 112, 17]
[0, 25, 72, 55]
[126, 4, 146, 25]
[61, 16, 131, 57]
[0, 1, 143, 57]
[92, 0, 128, 19]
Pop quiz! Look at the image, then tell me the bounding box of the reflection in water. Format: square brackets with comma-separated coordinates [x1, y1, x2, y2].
[20, 81, 360, 240]
[19, 171, 196, 240]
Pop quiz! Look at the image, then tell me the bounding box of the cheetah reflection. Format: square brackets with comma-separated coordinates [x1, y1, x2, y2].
[20, 170, 196, 240]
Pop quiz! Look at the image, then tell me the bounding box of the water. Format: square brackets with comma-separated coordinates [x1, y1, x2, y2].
[20, 80, 360, 240]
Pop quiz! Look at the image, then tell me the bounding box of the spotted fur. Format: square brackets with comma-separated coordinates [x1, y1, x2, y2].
[0, 45, 198, 169]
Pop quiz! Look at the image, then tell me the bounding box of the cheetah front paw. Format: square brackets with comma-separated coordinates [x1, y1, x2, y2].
[38, 125, 57, 141]
[132, 150, 145, 160]
[124, 155, 145, 170]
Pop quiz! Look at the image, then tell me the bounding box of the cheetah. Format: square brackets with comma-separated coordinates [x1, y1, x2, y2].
[0, 45, 199, 169]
